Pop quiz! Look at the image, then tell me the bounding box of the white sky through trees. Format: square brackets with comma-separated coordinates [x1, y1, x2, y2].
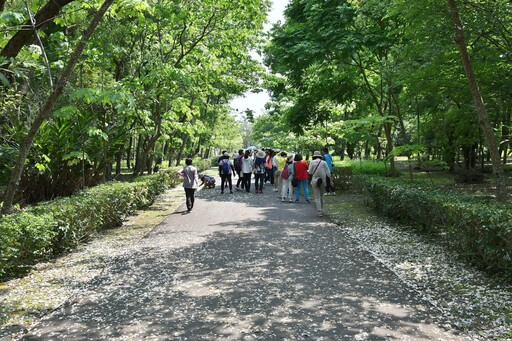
[229, 0, 289, 118]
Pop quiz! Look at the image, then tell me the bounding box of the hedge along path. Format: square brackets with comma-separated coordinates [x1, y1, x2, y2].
[0, 183, 188, 340]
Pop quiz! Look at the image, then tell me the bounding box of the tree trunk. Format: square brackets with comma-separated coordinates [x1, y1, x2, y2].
[501, 113, 510, 164]
[115, 149, 122, 176]
[176, 133, 190, 166]
[447, 0, 506, 199]
[1, 0, 115, 215]
[354, 53, 396, 176]
[1, 0, 75, 58]
[133, 134, 144, 175]
[126, 136, 133, 169]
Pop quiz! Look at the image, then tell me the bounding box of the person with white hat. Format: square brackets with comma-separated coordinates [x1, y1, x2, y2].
[253, 150, 266, 193]
[308, 151, 331, 217]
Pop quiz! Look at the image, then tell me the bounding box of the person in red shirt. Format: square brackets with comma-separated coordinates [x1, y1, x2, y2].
[293, 153, 310, 203]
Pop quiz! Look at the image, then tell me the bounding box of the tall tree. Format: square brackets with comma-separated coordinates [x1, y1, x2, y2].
[447, 0, 506, 199]
[2, 0, 115, 214]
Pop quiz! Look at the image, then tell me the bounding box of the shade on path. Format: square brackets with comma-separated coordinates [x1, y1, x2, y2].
[23, 182, 468, 340]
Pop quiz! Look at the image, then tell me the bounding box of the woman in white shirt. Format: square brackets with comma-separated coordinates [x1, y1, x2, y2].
[241, 150, 254, 193]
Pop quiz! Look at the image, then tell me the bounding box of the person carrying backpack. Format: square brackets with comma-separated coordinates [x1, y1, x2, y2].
[218, 152, 236, 194]
[234, 149, 244, 191]
[281, 154, 295, 202]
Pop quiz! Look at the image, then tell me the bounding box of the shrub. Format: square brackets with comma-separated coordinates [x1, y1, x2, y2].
[331, 166, 353, 191]
[0, 172, 173, 280]
[339, 159, 399, 177]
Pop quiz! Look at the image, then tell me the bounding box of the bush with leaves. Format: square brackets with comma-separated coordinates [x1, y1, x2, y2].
[0, 172, 177, 280]
[353, 175, 512, 279]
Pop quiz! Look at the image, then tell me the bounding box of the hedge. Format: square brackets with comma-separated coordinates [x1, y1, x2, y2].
[0, 171, 179, 280]
[353, 175, 512, 279]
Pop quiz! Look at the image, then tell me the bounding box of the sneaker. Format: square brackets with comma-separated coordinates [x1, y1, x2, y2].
[332, 192, 337, 196]
[235, 187, 240, 191]
[221, 191, 224, 194]
[230, 190, 233, 194]
[306, 200, 310, 204]
[281, 197, 285, 202]
[295, 199, 299, 203]
[289, 199, 293, 202]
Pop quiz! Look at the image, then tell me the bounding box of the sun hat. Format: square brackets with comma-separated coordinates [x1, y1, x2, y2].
[256, 150, 266, 158]
[312, 151, 323, 159]
[286, 154, 294, 161]
[223, 152, 229, 157]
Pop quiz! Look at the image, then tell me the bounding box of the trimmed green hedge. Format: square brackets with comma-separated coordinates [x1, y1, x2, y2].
[353, 175, 512, 279]
[0, 171, 179, 280]
[339, 159, 399, 177]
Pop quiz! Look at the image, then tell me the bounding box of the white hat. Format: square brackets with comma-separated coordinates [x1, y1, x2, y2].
[312, 151, 323, 159]
[256, 150, 266, 158]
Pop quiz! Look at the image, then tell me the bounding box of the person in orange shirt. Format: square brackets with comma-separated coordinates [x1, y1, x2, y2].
[293, 153, 309, 203]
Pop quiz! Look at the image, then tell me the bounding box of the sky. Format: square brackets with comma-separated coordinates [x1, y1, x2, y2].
[229, 0, 289, 117]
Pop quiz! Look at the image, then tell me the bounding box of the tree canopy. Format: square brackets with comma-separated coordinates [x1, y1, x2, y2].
[1, 0, 270, 212]
[259, 0, 511, 196]
[1, 0, 512, 211]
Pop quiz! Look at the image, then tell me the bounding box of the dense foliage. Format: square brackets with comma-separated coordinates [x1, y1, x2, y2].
[1, 0, 269, 211]
[259, 0, 511, 196]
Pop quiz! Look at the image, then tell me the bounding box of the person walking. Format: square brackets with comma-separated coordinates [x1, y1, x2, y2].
[308, 151, 331, 217]
[253, 150, 266, 193]
[293, 153, 309, 203]
[281, 154, 295, 202]
[241, 149, 253, 192]
[219, 152, 236, 194]
[234, 149, 244, 191]
[177, 158, 199, 212]
[322, 147, 336, 195]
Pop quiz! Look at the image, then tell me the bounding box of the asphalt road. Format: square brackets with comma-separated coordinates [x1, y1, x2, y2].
[23, 182, 468, 340]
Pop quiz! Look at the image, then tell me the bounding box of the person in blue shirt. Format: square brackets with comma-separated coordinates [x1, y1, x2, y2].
[322, 147, 336, 195]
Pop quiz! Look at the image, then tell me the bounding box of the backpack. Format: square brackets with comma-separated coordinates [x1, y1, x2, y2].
[220, 159, 230, 174]
[234, 155, 243, 171]
[281, 164, 290, 179]
[254, 157, 265, 174]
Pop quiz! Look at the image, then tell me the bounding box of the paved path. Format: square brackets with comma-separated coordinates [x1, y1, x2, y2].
[23, 183, 468, 340]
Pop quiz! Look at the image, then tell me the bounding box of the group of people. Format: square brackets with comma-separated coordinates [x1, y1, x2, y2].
[178, 147, 336, 217]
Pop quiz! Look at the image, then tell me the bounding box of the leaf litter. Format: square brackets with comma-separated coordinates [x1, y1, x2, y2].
[326, 193, 512, 340]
